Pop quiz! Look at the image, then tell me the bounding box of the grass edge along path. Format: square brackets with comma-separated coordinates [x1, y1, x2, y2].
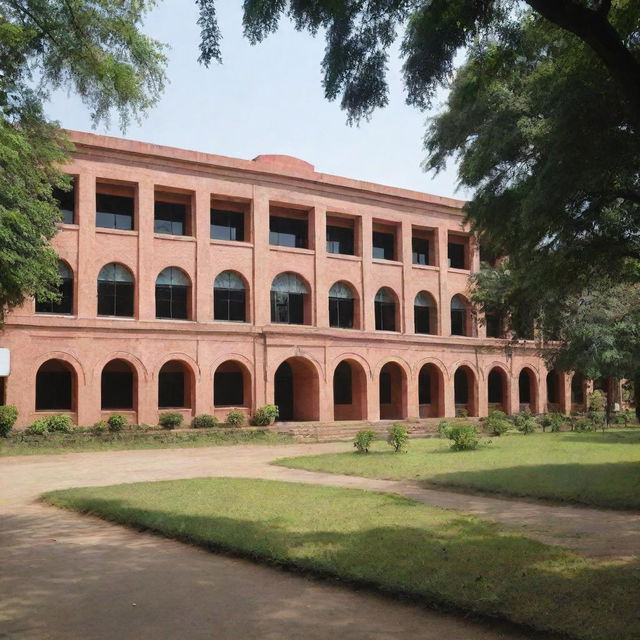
[44, 477, 640, 640]
[276, 430, 640, 510]
[0, 428, 295, 457]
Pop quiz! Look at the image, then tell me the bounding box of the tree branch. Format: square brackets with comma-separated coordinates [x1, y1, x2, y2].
[525, 0, 640, 121]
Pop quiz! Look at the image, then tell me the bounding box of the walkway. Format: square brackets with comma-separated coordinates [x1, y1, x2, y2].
[1, 442, 637, 639]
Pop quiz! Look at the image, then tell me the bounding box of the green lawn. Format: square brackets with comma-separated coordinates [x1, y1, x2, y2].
[45, 478, 639, 640]
[0, 428, 294, 456]
[277, 430, 640, 510]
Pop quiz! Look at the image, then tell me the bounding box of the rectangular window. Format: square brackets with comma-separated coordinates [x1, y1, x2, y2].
[329, 297, 354, 328]
[214, 288, 245, 322]
[486, 314, 502, 338]
[412, 237, 429, 265]
[448, 236, 468, 269]
[96, 193, 134, 230]
[211, 209, 245, 241]
[154, 201, 187, 236]
[270, 215, 308, 248]
[451, 309, 465, 336]
[271, 292, 304, 324]
[326, 225, 354, 255]
[372, 231, 395, 260]
[414, 306, 431, 334]
[53, 178, 76, 224]
[214, 371, 244, 406]
[158, 372, 184, 408]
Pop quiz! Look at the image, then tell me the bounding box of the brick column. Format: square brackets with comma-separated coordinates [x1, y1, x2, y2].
[400, 219, 413, 334]
[361, 215, 374, 331]
[437, 226, 450, 335]
[76, 171, 96, 319]
[313, 205, 328, 327]
[193, 188, 211, 324]
[252, 188, 270, 326]
[137, 179, 156, 321]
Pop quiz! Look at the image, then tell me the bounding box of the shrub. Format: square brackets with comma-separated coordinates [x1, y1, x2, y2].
[588, 410, 606, 431]
[588, 389, 607, 413]
[615, 409, 635, 427]
[107, 414, 127, 432]
[192, 414, 219, 428]
[253, 404, 279, 426]
[45, 414, 74, 433]
[455, 407, 469, 418]
[353, 429, 376, 453]
[574, 417, 596, 432]
[91, 421, 108, 435]
[437, 419, 451, 438]
[485, 410, 510, 436]
[539, 412, 565, 433]
[0, 405, 18, 437]
[26, 418, 50, 435]
[446, 424, 479, 451]
[159, 412, 183, 430]
[516, 416, 537, 435]
[387, 423, 409, 452]
[226, 410, 246, 427]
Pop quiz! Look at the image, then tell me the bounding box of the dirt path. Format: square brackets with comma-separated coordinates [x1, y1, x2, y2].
[1, 442, 637, 639]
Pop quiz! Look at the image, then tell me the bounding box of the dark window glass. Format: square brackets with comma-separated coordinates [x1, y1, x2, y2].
[375, 292, 396, 331]
[412, 237, 429, 265]
[214, 288, 245, 321]
[414, 306, 430, 334]
[97, 265, 134, 317]
[448, 242, 466, 269]
[329, 297, 354, 328]
[154, 201, 187, 236]
[158, 371, 185, 408]
[53, 182, 75, 224]
[271, 292, 304, 324]
[35, 264, 73, 314]
[270, 215, 307, 248]
[214, 371, 244, 406]
[211, 209, 245, 241]
[326, 225, 354, 255]
[547, 372, 558, 404]
[519, 371, 531, 404]
[96, 193, 134, 230]
[372, 231, 395, 260]
[454, 369, 469, 404]
[486, 314, 502, 338]
[36, 371, 72, 410]
[379, 371, 392, 404]
[333, 362, 352, 405]
[101, 371, 133, 409]
[451, 309, 465, 336]
[156, 285, 187, 319]
[418, 368, 432, 405]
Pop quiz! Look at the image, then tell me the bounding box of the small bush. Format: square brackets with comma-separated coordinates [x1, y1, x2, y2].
[516, 416, 537, 435]
[46, 414, 74, 433]
[158, 412, 183, 430]
[588, 410, 606, 431]
[253, 404, 279, 426]
[615, 410, 635, 427]
[485, 410, 510, 436]
[437, 419, 451, 438]
[192, 414, 219, 428]
[539, 412, 565, 433]
[91, 421, 108, 435]
[588, 390, 607, 413]
[387, 423, 409, 452]
[353, 429, 376, 453]
[26, 418, 50, 435]
[226, 410, 246, 427]
[107, 414, 127, 432]
[574, 417, 596, 432]
[0, 405, 18, 437]
[441, 423, 479, 451]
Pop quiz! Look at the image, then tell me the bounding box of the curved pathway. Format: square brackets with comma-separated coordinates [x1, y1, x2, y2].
[1, 442, 638, 639]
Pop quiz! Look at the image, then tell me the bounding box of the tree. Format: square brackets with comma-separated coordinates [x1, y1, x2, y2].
[0, 1, 166, 320]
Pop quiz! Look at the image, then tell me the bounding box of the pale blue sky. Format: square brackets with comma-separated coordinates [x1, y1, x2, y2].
[44, 1, 467, 200]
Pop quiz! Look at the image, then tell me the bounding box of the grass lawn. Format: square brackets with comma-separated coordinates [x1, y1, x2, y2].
[45, 478, 640, 640]
[277, 430, 640, 510]
[0, 428, 294, 457]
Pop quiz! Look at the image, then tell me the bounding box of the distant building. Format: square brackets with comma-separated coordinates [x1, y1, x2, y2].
[1, 131, 582, 428]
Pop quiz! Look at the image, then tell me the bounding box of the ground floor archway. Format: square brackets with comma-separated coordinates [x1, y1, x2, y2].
[158, 360, 193, 409]
[378, 362, 407, 420]
[274, 357, 320, 421]
[36, 359, 76, 411]
[454, 366, 478, 417]
[333, 359, 367, 421]
[487, 367, 509, 413]
[518, 368, 538, 412]
[101, 359, 136, 410]
[418, 363, 444, 418]
[214, 360, 251, 409]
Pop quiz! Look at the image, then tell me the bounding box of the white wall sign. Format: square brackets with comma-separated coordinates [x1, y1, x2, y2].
[0, 348, 10, 376]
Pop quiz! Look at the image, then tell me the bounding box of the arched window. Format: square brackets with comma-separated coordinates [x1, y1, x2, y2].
[451, 295, 469, 336]
[101, 359, 135, 410]
[375, 288, 397, 331]
[414, 292, 435, 334]
[270, 273, 308, 325]
[158, 360, 192, 408]
[329, 282, 355, 329]
[155, 267, 190, 320]
[214, 271, 246, 322]
[97, 263, 134, 317]
[36, 359, 74, 410]
[35, 261, 73, 314]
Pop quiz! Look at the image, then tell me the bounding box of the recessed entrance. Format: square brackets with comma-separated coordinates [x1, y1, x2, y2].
[274, 357, 319, 422]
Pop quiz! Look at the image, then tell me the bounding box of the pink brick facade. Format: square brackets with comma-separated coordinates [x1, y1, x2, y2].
[1, 131, 580, 428]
